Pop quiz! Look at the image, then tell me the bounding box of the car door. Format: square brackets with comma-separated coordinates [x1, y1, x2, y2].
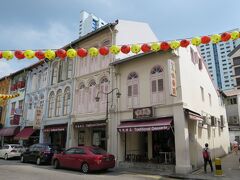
[71, 148, 86, 169]
[0, 145, 9, 158]
[60, 148, 76, 168]
[24, 145, 34, 162]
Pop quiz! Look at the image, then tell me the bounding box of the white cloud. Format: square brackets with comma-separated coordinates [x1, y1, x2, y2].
[0, 61, 16, 77]
[0, 22, 76, 50]
[0, 22, 76, 78]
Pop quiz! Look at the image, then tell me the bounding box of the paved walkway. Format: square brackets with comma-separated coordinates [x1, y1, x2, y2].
[120, 152, 240, 180]
[169, 152, 240, 180]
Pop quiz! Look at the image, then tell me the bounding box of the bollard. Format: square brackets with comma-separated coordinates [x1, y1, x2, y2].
[215, 158, 223, 176]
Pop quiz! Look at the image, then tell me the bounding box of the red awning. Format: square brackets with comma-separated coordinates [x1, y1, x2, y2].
[0, 126, 20, 137]
[117, 118, 173, 133]
[14, 127, 36, 140]
[43, 124, 67, 132]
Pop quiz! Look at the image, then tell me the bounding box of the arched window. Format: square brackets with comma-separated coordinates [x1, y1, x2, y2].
[99, 77, 109, 112]
[78, 83, 85, 113]
[55, 89, 62, 116]
[150, 65, 164, 104]
[48, 92, 55, 117]
[63, 87, 71, 115]
[52, 62, 58, 84]
[127, 72, 139, 108]
[88, 80, 96, 112]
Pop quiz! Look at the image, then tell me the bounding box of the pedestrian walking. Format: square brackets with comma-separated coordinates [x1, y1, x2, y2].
[232, 140, 238, 155]
[202, 143, 213, 173]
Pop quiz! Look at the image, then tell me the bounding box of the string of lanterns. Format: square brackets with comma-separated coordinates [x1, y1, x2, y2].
[0, 31, 239, 61]
[0, 93, 20, 100]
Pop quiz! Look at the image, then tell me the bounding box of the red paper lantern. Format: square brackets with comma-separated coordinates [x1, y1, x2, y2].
[35, 50, 45, 60]
[99, 46, 109, 56]
[160, 42, 170, 51]
[221, 32, 231, 42]
[56, 49, 67, 59]
[121, 45, 130, 54]
[77, 48, 88, 58]
[141, 43, 151, 53]
[14, 50, 25, 59]
[201, 36, 211, 44]
[0, 51, 2, 59]
[180, 39, 190, 48]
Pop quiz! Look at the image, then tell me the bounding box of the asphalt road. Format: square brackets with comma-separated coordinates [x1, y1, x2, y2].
[0, 159, 175, 180]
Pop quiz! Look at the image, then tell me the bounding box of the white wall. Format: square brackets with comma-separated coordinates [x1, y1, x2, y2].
[115, 20, 158, 60]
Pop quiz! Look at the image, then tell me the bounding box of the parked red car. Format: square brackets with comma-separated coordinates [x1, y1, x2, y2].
[52, 146, 115, 173]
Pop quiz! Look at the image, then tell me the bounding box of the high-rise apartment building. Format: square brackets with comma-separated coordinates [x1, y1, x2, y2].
[199, 29, 240, 90]
[79, 10, 106, 37]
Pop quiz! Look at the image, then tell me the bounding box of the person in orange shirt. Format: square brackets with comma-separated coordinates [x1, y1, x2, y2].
[232, 140, 238, 155]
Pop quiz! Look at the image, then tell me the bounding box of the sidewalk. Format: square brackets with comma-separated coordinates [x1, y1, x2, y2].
[118, 152, 240, 180]
[168, 152, 240, 180]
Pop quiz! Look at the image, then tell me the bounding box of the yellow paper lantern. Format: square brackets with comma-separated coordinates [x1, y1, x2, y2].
[24, 50, 35, 59]
[170, 41, 180, 49]
[231, 31, 239, 40]
[89, 47, 99, 57]
[2, 51, 14, 60]
[44, 50, 56, 60]
[110, 45, 120, 55]
[151, 43, 160, 52]
[67, 49, 77, 59]
[191, 37, 201, 46]
[211, 34, 221, 44]
[131, 44, 141, 54]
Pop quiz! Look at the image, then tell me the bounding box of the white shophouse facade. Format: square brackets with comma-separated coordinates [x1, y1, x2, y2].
[70, 20, 158, 151]
[22, 62, 49, 145]
[40, 59, 73, 149]
[110, 46, 230, 174]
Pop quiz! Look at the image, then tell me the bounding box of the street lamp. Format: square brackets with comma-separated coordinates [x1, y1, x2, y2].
[95, 88, 121, 120]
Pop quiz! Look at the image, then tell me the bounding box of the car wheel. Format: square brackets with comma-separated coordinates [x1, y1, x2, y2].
[20, 156, 25, 163]
[4, 154, 8, 160]
[36, 157, 41, 165]
[54, 159, 60, 169]
[81, 163, 89, 173]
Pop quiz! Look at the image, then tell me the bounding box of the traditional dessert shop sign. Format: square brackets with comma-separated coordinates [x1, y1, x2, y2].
[133, 107, 153, 119]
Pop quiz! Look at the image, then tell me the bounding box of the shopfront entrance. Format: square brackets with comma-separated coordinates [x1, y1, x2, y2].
[74, 120, 107, 150]
[14, 127, 39, 147]
[43, 124, 67, 149]
[118, 117, 175, 164]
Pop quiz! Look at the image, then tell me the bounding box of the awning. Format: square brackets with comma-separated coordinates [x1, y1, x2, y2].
[117, 118, 173, 132]
[14, 127, 36, 140]
[0, 126, 20, 137]
[43, 124, 67, 132]
[184, 109, 203, 121]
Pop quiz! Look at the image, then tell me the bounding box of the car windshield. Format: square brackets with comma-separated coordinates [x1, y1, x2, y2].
[90, 147, 107, 155]
[11, 145, 23, 149]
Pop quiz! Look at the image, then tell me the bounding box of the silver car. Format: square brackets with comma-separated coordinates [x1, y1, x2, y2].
[0, 144, 23, 160]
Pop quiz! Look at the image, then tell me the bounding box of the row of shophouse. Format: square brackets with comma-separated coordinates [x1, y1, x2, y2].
[0, 20, 231, 174]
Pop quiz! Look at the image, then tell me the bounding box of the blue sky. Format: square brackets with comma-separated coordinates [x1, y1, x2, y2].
[0, 0, 240, 78]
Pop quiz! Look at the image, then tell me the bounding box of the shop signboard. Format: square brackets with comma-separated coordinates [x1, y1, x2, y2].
[133, 106, 153, 119]
[33, 107, 42, 129]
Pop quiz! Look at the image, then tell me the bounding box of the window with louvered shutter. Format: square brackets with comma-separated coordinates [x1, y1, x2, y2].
[152, 80, 157, 92]
[158, 79, 163, 91]
[133, 84, 138, 96]
[128, 86, 132, 97]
